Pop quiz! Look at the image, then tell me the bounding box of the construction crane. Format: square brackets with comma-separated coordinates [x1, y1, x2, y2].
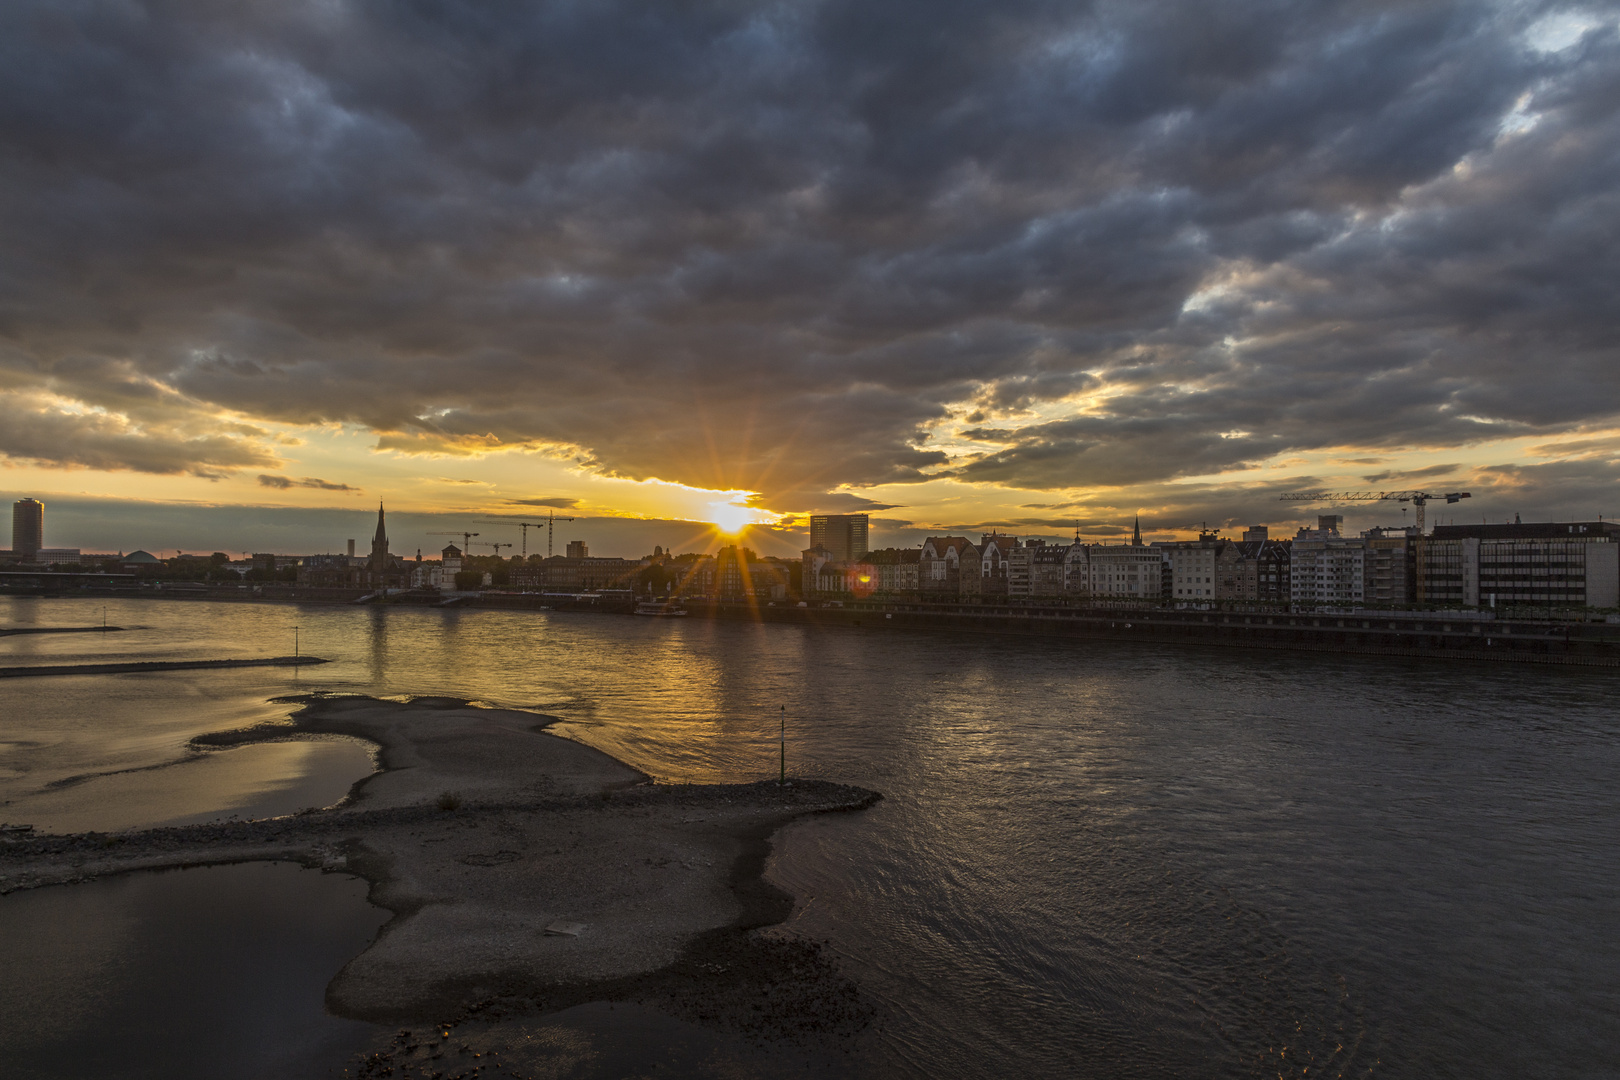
[479, 541, 513, 557]
[427, 531, 479, 553]
[476, 510, 575, 558]
[1278, 490, 1471, 534]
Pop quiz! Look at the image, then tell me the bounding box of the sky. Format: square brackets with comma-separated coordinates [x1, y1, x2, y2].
[3, 0, 1618, 558]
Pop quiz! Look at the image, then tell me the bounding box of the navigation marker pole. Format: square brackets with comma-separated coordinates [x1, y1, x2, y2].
[779, 705, 786, 787]
[293, 626, 300, 658]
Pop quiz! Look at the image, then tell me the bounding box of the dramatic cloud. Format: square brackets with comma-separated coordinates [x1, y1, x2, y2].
[1, 0, 1616, 512]
[257, 474, 361, 492]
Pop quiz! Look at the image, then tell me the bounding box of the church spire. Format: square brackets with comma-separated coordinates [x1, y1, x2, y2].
[1132, 514, 1142, 547]
[373, 502, 387, 545]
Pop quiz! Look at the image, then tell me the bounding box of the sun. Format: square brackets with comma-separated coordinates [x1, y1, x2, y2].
[708, 500, 766, 534]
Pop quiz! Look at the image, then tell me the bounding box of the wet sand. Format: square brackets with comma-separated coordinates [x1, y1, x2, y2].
[0, 694, 881, 1076]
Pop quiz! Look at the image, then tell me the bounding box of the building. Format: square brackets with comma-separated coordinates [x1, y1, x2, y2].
[1291, 520, 1365, 608]
[565, 540, 589, 558]
[440, 544, 463, 591]
[1233, 539, 1292, 604]
[12, 499, 44, 562]
[919, 536, 979, 594]
[1153, 532, 1240, 603]
[809, 514, 869, 562]
[861, 548, 922, 594]
[511, 555, 641, 592]
[1087, 544, 1165, 601]
[970, 533, 1018, 596]
[300, 552, 362, 587]
[1362, 527, 1419, 607]
[1063, 543, 1090, 595]
[367, 503, 407, 589]
[1417, 521, 1620, 609]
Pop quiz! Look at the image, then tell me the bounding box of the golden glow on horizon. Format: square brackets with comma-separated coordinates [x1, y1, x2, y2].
[707, 499, 772, 534]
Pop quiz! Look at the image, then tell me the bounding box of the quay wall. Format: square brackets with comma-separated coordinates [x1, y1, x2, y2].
[8, 585, 1619, 667]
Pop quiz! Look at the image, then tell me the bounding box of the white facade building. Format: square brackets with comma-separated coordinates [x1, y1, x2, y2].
[1087, 546, 1164, 601]
[1291, 531, 1366, 608]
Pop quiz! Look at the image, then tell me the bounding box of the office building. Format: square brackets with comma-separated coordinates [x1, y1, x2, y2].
[1418, 522, 1620, 608]
[566, 540, 589, 558]
[13, 498, 43, 562]
[809, 514, 869, 562]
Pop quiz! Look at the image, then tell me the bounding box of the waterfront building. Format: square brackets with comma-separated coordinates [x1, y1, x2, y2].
[972, 532, 1018, 596]
[511, 554, 642, 592]
[809, 514, 869, 562]
[440, 544, 463, 590]
[1233, 539, 1292, 603]
[1004, 540, 1074, 597]
[12, 498, 44, 563]
[1087, 545, 1165, 601]
[861, 548, 922, 594]
[1417, 521, 1620, 609]
[920, 536, 979, 594]
[1153, 532, 1240, 603]
[1062, 542, 1090, 595]
[1362, 527, 1419, 607]
[1291, 522, 1365, 608]
[300, 552, 363, 587]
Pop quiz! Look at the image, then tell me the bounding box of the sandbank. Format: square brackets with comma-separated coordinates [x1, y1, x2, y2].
[0, 694, 881, 1075]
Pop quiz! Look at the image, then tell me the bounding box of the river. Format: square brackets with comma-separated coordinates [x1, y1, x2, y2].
[2, 595, 1616, 1078]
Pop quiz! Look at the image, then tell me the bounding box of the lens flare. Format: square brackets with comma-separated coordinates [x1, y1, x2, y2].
[708, 500, 764, 534]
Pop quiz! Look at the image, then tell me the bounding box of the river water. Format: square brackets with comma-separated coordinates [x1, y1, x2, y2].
[2, 596, 1617, 1079]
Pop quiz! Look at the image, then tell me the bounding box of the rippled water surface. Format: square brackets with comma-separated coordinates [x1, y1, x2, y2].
[3, 595, 1618, 1078]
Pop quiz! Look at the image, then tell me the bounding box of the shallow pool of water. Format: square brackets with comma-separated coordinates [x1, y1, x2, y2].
[0, 861, 388, 1080]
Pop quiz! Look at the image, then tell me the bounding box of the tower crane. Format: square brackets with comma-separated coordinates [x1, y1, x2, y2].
[427, 531, 478, 553]
[479, 541, 513, 557]
[1278, 490, 1470, 534]
[475, 510, 575, 558]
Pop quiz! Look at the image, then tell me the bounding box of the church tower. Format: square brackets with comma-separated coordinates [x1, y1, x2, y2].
[369, 503, 390, 582]
[1131, 515, 1142, 547]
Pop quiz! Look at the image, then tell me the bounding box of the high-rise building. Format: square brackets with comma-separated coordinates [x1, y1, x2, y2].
[12, 499, 43, 562]
[566, 540, 589, 558]
[809, 514, 869, 562]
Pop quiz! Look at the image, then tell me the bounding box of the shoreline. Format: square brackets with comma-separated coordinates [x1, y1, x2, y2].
[0, 655, 329, 678]
[0, 694, 881, 1074]
[13, 587, 1620, 668]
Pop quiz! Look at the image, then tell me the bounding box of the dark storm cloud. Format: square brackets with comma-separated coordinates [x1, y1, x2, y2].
[1, 0, 1616, 504]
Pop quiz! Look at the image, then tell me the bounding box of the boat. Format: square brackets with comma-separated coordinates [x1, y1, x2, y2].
[635, 600, 689, 616]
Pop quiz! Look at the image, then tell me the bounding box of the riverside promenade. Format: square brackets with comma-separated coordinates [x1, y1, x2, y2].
[35, 583, 1620, 668]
